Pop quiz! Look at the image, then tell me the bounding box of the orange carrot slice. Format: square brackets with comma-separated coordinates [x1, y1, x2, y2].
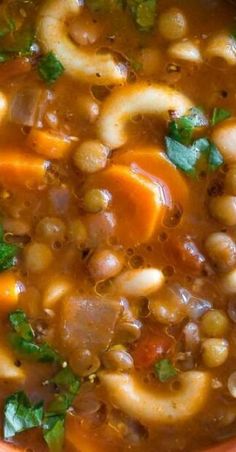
[27, 128, 72, 160]
[113, 147, 189, 207]
[0, 272, 22, 311]
[87, 164, 167, 246]
[0, 150, 49, 188]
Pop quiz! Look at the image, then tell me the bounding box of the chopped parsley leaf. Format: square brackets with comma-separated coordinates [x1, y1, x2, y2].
[4, 391, 43, 439]
[211, 107, 231, 126]
[165, 136, 224, 174]
[154, 358, 177, 382]
[168, 107, 208, 146]
[9, 309, 60, 362]
[38, 52, 64, 84]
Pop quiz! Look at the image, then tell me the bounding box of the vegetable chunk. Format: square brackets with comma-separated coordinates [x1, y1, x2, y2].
[88, 164, 167, 246]
[0, 150, 49, 188]
[114, 148, 189, 207]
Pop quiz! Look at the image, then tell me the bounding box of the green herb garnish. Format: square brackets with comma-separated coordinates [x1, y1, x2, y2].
[154, 358, 177, 382]
[168, 107, 208, 146]
[4, 391, 43, 439]
[165, 136, 224, 174]
[43, 367, 80, 452]
[0, 225, 19, 271]
[9, 309, 60, 362]
[211, 107, 231, 126]
[38, 52, 64, 84]
[127, 0, 157, 31]
[43, 414, 65, 452]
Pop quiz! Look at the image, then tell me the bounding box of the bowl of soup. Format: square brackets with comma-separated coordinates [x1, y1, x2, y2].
[0, 0, 236, 451]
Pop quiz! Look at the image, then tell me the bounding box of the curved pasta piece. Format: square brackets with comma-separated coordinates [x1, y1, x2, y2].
[168, 40, 202, 63]
[205, 33, 236, 65]
[99, 370, 211, 425]
[37, 0, 127, 85]
[98, 83, 192, 149]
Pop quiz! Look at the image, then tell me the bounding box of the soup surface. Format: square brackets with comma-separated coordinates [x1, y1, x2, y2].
[1, 0, 236, 451]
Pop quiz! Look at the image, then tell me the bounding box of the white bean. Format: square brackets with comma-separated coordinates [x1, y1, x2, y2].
[209, 196, 236, 226]
[88, 248, 124, 282]
[73, 140, 109, 174]
[212, 118, 236, 164]
[113, 268, 165, 297]
[43, 276, 73, 308]
[205, 232, 236, 272]
[168, 40, 202, 63]
[225, 166, 236, 195]
[221, 269, 236, 294]
[24, 242, 53, 273]
[202, 338, 229, 368]
[158, 8, 187, 41]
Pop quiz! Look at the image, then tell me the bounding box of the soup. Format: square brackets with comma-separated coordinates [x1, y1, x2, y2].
[0, 0, 236, 451]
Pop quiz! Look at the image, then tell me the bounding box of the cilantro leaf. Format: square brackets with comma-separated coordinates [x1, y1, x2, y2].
[0, 242, 19, 271]
[168, 107, 208, 145]
[207, 141, 224, 170]
[0, 224, 19, 271]
[211, 107, 231, 126]
[154, 359, 177, 382]
[43, 414, 65, 452]
[127, 0, 157, 31]
[9, 334, 60, 362]
[43, 368, 80, 451]
[38, 52, 64, 84]
[47, 367, 80, 414]
[165, 137, 200, 173]
[9, 310, 34, 341]
[9, 309, 60, 363]
[4, 391, 43, 439]
[165, 136, 224, 174]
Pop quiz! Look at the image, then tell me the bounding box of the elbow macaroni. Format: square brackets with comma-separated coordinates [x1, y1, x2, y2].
[37, 0, 127, 85]
[99, 370, 211, 425]
[98, 83, 193, 149]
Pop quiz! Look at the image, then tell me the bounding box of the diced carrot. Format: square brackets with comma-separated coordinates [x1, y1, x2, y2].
[26, 128, 72, 160]
[0, 272, 22, 312]
[0, 150, 49, 188]
[132, 330, 174, 369]
[87, 164, 167, 246]
[0, 58, 32, 84]
[114, 148, 189, 207]
[65, 415, 106, 452]
[0, 441, 24, 451]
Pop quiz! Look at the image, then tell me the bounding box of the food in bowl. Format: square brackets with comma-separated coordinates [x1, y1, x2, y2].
[0, 0, 235, 451]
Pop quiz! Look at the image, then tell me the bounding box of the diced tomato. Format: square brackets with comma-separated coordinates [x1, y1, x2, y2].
[168, 235, 206, 274]
[132, 330, 174, 369]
